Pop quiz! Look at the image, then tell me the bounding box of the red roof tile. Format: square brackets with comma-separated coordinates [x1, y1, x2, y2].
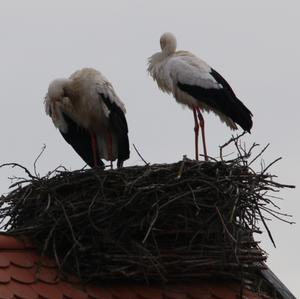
[86, 285, 113, 299]
[134, 286, 162, 299]
[0, 284, 14, 299]
[0, 268, 10, 283]
[31, 281, 64, 299]
[37, 266, 60, 284]
[7, 280, 39, 299]
[0, 235, 32, 250]
[0, 255, 10, 268]
[0, 234, 269, 299]
[7, 264, 36, 284]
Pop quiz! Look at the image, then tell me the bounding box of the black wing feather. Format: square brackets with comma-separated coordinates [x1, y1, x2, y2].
[177, 68, 253, 132]
[100, 93, 130, 166]
[59, 112, 104, 168]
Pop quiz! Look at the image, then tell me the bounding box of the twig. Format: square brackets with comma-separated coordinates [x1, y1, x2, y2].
[249, 143, 270, 166]
[262, 157, 282, 175]
[0, 163, 36, 180]
[219, 132, 247, 160]
[256, 202, 276, 248]
[133, 143, 150, 166]
[176, 155, 187, 179]
[142, 208, 159, 243]
[34, 144, 47, 177]
[216, 206, 237, 243]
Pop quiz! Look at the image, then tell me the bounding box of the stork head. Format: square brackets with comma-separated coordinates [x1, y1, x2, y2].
[160, 32, 177, 55]
[47, 78, 71, 102]
[45, 78, 73, 133]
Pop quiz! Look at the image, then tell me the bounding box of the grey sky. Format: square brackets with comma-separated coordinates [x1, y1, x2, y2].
[0, 0, 299, 296]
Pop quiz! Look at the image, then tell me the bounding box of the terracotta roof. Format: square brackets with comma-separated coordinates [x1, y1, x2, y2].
[0, 234, 270, 299]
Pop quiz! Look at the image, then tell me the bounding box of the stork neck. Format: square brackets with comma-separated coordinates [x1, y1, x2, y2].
[162, 46, 175, 57]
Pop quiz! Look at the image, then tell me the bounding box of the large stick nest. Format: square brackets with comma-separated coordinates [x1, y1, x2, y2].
[0, 137, 295, 286]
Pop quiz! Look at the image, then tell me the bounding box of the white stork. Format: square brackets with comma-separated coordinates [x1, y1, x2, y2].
[148, 32, 253, 161]
[44, 67, 130, 168]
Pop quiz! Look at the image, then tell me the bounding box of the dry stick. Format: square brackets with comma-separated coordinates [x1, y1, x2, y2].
[35, 223, 59, 282]
[262, 157, 282, 175]
[87, 189, 103, 233]
[256, 202, 276, 248]
[215, 206, 237, 243]
[176, 155, 187, 179]
[219, 131, 247, 160]
[260, 207, 295, 224]
[249, 143, 270, 166]
[58, 201, 82, 248]
[33, 144, 46, 178]
[133, 143, 150, 165]
[0, 163, 36, 180]
[246, 142, 260, 158]
[233, 136, 246, 166]
[142, 208, 159, 243]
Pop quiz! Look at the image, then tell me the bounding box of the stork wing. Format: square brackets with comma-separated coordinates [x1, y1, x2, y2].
[168, 55, 221, 90]
[171, 56, 253, 132]
[59, 112, 104, 168]
[100, 93, 130, 166]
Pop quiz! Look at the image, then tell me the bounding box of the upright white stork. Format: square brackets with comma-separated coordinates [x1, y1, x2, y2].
[148, 32, 253, 161]
[44, 67, 130, 168]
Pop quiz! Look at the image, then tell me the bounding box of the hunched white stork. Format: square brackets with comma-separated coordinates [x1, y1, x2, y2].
[148, 32, 253, 161]
[44, 67, 130, 168]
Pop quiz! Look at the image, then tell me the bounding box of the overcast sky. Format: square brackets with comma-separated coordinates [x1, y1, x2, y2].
[0, 0, 299, 296]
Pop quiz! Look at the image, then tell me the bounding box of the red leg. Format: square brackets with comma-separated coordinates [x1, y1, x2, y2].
[193, 108, 199, 161]
[90, 131, 99, 167]
[107, 129, 113, 169]
[196, 107, 208, 161]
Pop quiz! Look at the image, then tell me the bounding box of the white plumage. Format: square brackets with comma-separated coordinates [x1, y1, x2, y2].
[148, 32, 253, 160]
[45, 67, 130, 168]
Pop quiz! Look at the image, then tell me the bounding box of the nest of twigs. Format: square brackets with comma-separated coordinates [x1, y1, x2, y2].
[0, 136, 295, 286]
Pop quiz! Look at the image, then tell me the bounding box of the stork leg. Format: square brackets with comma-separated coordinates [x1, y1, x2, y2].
[196, 107, 208, 161]
[193, 108, 199, 161]
[90, 131, 99, 167]
[107, 129, 113, 169]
